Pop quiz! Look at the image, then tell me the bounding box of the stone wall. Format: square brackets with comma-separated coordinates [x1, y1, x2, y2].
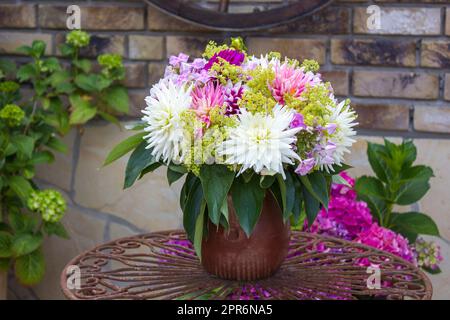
[0, 0, 449, 299]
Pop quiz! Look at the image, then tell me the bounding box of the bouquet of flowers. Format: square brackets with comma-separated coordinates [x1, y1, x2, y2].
[106, 38, 358, 259]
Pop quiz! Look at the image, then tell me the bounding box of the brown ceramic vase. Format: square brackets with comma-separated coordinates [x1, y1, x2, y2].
[201, 192, 290, 281]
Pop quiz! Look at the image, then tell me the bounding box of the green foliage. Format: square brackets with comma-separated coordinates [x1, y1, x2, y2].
[355, 139, 439, 241]
[0, 29, 129, 286]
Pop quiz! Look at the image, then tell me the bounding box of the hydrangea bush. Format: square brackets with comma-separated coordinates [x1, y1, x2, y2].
[0, 30, 129, 285]
[107, 38, 358, 257]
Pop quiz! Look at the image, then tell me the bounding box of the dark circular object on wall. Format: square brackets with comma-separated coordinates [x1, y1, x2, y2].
[143, 0, 334, 31]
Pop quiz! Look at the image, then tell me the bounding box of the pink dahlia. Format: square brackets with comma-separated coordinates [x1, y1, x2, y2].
[204, 49, 245, 70]
[191, 82, 225, 126]
[270, 63, 319, 104]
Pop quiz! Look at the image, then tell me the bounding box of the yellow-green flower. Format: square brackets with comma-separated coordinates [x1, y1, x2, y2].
[0, 104, 25, 127]
[66, 30, 90, 48]
[98, 54, 123, 70]
[0, 81, 20, 93]
[28, 189, 67, 223]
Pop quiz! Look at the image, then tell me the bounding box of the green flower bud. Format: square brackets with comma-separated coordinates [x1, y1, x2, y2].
[0, 104, 25, 127]
[66, 30, 90, 48]
[0, 81, 20, 93]
[230, 37, 247, 52]
[27, 189, 67, 223]
[98, 54, 123, 70]
[301, 59, 320, 73]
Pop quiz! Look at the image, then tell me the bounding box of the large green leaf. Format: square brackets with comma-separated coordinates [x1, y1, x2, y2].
[43, 222, 70, 239]
[291, 177, 303, 224]
[104, 86, 129, 113]
[8, 211, 38, 233]
[17, 64, 37, 82]
[124, 141, 157, 189]
[400, 165, 433, 182]
[8, 176, 34, 204]
[367, 142, 390, 182]
[30, 151, 55, 165]
[69, 95, 97, 125]
[355, 176, 386, 222]
[303, 187, 320, 227]
[46, 137, 68, 154]
[392, 212, 440, 238]
[199, 165, 235, 225]
[11, 135, 35, 159]
[193, 201, 206, 261]
[14, 249, 46, 286]
[0, 231, 13, 258]
[182, 178, 203, 242]
[180, 173, 198, 212]
[103, 132, 146, 166]
[11, 233, 43, 257]
[231, 175, 265, 237]
[167, 167, 184, 186]
[395, 180, 430, 205]
[299, 172, 329, 210]
[75, 74, 111, 92]
[277, 172, 296, 220]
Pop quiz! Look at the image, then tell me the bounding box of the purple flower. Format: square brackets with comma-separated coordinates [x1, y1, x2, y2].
[224, 81, 244, 115]
[325, 123, 337, 135]
[204, 49, 245, 70]
[169, 53, 189, 68]
[290, 112, 306, 129]
[295, 158, 315, 176]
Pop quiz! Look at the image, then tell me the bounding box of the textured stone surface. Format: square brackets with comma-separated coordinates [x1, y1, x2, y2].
[35, 130, 76, 192]
[0, 4, 36, 28]
[331, 39, 416, 67]
[123, 62, 147, 88]
[39, 5, 144, 30]
[55, 33, 125, 57]
[147, 6, 210, 32]
[354, 7, 441, 35]
[414, 106, 450, 133]
[74, 123, 183, 232]
[321, 70, 349, 96]
[128, 90, 147, 117]
[148, 62, 166, 87]
[353, 71, 439, 99]
[33, 205, 107, 300]
[421, 41, 450, 68]
[0, 32, 52, 55]
[353, 104, 410, 130]
[247, 38, 326, 64]
[445, 74, 450, 101]
[129, 35, 164, 60]
[166, 36, 227, 58]
[269, 7, 350, 34]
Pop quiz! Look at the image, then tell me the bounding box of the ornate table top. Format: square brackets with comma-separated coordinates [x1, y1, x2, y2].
[60, 230, 432, 300]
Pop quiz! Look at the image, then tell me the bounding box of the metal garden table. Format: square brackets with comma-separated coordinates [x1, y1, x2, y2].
[60, 230, 432, 300]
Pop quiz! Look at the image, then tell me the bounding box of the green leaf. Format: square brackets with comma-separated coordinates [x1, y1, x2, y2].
[392, 212, 440, 237]
[124, 141, 157, 189]
[303, 187, 320, 227]
[14, 249, 46, 286]
[292, 177, 303, 224]
[180, 173, 198, 212]
[17, 64, 37, 82]
[73, 59, 92, 73]
[182, 178, 203, 242]
[11, 135, 35, 159]
[30, 151, 54, 165]
[332, 174, 352, 187]
[231, 175, 265, 237]
[199, 165, 235, 226]
[0, 231, 13, 258]
[8, 176, 33, 204]
[367, 142, 390, 182]
[355, 176, 387, 222]
[8, 212, 38, 233]
[299, 172, 329, 210]
[31, 40, 46, 58]
[12, 233, 43, 257]
[260, 175, 276, 189]
[0, 258, 10, 271]
[104, 132, 146, 166]
[98, 111, 120, 127]
[193, 201, 206, 261]
[422, 266, 441, 275]
[167, 167, 184, 186]
[395, 180, 430, 205]
[43, 57, 61, 72]
[277, 173, 295, 220]
[16, 45, 33, 56]
[46, 137, 68, 153]
[400, 165, 434, 182]
[103, 86, 129, 113]
[69, 94, 97, 125]
[43, 222, 70, 239]
[75, 74, 111, 92]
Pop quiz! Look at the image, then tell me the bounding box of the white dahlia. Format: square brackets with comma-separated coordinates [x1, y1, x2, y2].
[219, 105, 300, 178]
[324, 100, 358, 169]
[142, 79, 192, 163]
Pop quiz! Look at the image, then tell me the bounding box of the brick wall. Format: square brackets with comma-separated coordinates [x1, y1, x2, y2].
[1, 1, 450, 300]
[0, 0, 449, 135]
